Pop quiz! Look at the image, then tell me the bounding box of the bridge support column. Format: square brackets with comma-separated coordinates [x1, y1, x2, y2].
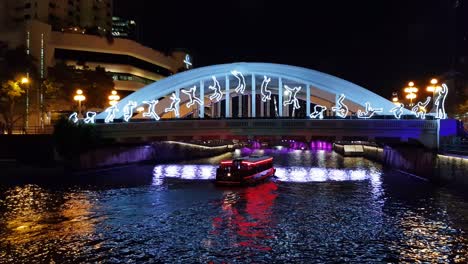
[200, 80, 204, 118]
[211, 102, 215, 118]
[225, 76, 230, 118]
[247, 95, 251, 118]
[278, 78, 283, 117]
[260, 99, 264, 117]
[251, 74, 256, 118]
[238, 94, 242, 118]
[306, 84, 311, 117]
[267, 100, 271, 117]
[175, 88, 180, 118]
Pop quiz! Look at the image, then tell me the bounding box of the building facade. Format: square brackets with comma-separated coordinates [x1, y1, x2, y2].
[0, 0, 113, 32]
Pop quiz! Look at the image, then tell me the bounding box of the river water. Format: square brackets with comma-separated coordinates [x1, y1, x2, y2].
[0, 149, 467, 263]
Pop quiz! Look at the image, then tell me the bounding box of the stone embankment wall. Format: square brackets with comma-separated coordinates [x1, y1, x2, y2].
[334, 144, 468, 186]
[77, 142, 231, 170]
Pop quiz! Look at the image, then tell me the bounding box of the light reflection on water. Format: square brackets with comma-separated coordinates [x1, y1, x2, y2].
[0, 149, 467, 263]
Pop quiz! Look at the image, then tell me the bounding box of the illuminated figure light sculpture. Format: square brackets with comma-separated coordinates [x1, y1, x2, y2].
[390, 103, 405, 119]
[260, 76, 272, 102]
[209, 76, 223, 102]
[332, 94, 349, 118]
[183, 54, 192, 69]
[182, 86, 204, 108]
[104, 105, 119, 123]
[310, 105, 327, 119]
[231, 70, 246, 94]
[434, 84, 448, 119]
[84, 111, 97, 124]
[142, 100, 160, 121]
[411, 96, 431, 119]
[357, 102, 383, 119]
[164, 93, 181, 117]
[283, 85, 301, 109]
[69, 112, 79, 123]
[123, 101, 138, 122]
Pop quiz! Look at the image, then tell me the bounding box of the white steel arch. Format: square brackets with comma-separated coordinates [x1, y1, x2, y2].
[96, 62, 409, 121]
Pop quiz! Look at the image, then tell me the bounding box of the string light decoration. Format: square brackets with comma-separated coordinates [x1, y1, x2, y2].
[231, 70, 246, 94]
[69, 112, 79, 123]
[434, 84, 448, 119]
[123, 101, 138, 122]
[411, 96, 431, 119]
[142, 100, 160, 120]
[182, 86, 203, 107]
[165, 93, 181, 117]
[104, 105, 119, 123]
[357, 102, 383, 119]
[283, 85, 301, 109]
[83, 111, 96, 124]
[209, 76, 223, 102]
[390, 103, 405, 119]
[260, 76, 272, 102]
[310, 105, 327, 119]
[332, 94, 349, 118]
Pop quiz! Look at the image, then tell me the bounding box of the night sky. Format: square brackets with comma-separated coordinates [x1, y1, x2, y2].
[114, 0, 465, 99]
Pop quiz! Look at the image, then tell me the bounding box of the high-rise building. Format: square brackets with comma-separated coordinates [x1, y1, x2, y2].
[111, 16, 137, 40]
[0, 0, 113, 32]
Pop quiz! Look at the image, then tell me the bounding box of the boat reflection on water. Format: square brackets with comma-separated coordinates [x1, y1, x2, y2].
[211, 181, 278, 251]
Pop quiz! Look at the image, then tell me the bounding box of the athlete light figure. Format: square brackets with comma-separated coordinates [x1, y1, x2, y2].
[411, 96, 431, 119]
[283, 85, 301, 110]
[332, 94, 349, 118]
[310, 105, 327, 119]
[357, 102, 383, 119]
[83, 111, 96, 124]
[434, 84, 448, 119]
[260, 76, 272, 102]
[182, 86, 203, 108]
[209, 76, 223, 102]
[123, 101, 138, 122]
[164, 93, 181, 117]
[69, 112, 79, 123]
[104, 105, 119, 123]
[142, 100, 160, 120]
[390, 103, 405, 119]
[231, 70, 246, 94]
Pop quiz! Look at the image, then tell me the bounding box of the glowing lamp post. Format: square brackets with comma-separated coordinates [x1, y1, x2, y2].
[74, 89, 86, 117]
[108, 90, 120, 106]
[392, 92, 399, 105]
[404, 82, 418, 107]
[21, 77, 30, 130]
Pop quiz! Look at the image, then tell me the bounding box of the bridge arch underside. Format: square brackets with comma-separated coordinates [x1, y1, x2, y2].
[96, 63, 410, 121]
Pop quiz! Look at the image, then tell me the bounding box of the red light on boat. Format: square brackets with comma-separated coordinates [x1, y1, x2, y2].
[221, 161, 233, 165]
[242, 158, 273, 166]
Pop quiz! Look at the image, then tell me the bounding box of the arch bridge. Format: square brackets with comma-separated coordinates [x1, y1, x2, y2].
[90, 63, 452, 149]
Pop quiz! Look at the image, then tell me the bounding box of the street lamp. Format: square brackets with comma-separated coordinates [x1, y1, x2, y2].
[74, 89, 86, 117]
[426, 78, 442, 112]
[108, 90, 120, 106]
[20, 76, 30, 131]
[404, 81, 418, 107]
[391, 92, 399, 105]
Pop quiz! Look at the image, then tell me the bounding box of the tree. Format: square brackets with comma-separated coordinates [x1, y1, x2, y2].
[45, 63, 115, 112]
[0, 80, 25, 134]
[458, 100, 468, 116]
[0, 46, 36, 134]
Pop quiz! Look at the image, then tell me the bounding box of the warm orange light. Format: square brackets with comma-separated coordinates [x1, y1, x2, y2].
[392, 97, 398, 102]
[76, 89, 83, 95]
[21, 77, 29, 84]
[408, 81, 415, 87]
[108, 90, 120, 106]
[137, 107, 145, 112]
[430, 78, 438, 85]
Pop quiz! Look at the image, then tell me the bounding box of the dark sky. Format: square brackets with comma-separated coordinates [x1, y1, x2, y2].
[114, 0, 465, 99]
